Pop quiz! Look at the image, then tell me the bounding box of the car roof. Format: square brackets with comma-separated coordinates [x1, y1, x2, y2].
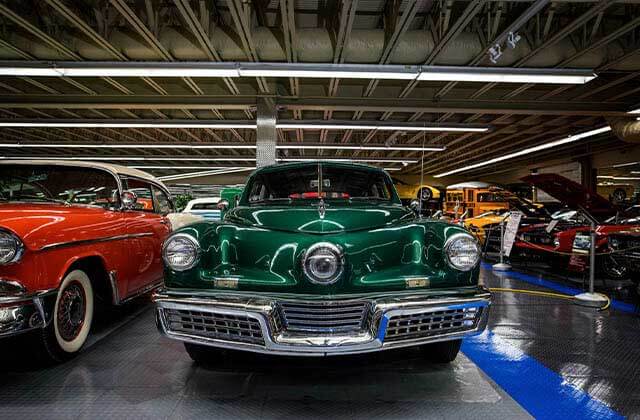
[447, 181, 491, 189]
[187, 197, 221, 204]
[0, 159, 167, 188]
[255, 160, 384, 173]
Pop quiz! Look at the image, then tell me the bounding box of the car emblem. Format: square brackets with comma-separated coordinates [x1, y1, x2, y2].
[318, 198, 326, 219]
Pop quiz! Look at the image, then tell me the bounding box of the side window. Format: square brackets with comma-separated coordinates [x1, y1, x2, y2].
[152, 185, 173, 215]
[125, 178, 154, 212]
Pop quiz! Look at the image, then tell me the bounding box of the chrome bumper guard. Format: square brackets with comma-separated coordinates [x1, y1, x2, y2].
[0, 285, 56, 338]
[153, 289, 491, 356]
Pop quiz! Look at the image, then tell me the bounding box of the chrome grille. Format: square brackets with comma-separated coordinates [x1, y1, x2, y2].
[164, 308, 264, 345]
[279, 300, 370, 333]
[384, 307, 482, 342]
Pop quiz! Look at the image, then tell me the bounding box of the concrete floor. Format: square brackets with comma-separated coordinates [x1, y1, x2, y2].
[1, 265, 637, 419]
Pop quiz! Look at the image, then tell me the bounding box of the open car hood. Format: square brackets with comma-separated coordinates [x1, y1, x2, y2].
[521, 174, 615, 219]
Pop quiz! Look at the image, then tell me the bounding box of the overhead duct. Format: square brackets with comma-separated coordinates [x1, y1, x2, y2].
[607, 117, 640, 143]
[0, 27, 634, 71]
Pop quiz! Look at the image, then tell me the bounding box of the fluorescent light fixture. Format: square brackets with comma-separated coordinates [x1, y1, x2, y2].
[0, 62, 240, 78]
[0, 142, 443, 152]
[277, 144, 446, 151]
[597, 175, 640, 181]
[418, 67, 596, 84]
[628, 107, 640, 114]
[0, 142, 256, 149]
[383, 167, 402, 171]
[434, 126, 612, 178]
[0, 61, 596, 84]
[1, 156, 416, 164]
[0, 119, 485, 133]
[613, 161, 640, 168]
[278, 158, 417, 164]
[277, 122, 488, 133]
[238, 63, 418, 80]
[0, 119, 256, 129]
[0, 156, 257, 162]
[158, 167, 254, 181]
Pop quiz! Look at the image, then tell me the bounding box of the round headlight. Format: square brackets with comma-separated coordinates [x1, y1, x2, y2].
[553, 237, 560, 248]
[0, 230, 23, 265]
[302, 242, 344, 285]
[162, 233, 200, 271]
[444, 233, 480, 271]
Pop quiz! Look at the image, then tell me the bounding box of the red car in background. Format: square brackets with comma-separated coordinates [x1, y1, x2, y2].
[514, 174, 636, 280]
[0, 161, 174, 362]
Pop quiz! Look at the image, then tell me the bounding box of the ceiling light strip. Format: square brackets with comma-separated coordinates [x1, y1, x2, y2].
[0, 142, 445, 152]
[158, 167, 256, 181]
[0, 119, 488, 133]
[0, 61, 596, 84]
[1, 156, 418, 164]
[433, 126, 612, 178]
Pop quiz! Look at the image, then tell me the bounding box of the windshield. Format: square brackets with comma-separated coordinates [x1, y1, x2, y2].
[245, 164, 395, 204]
[0, 164, 119, 209]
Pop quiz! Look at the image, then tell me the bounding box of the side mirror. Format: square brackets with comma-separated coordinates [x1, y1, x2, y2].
[121, 190, 138, 209]
[217, 199, 229, 211]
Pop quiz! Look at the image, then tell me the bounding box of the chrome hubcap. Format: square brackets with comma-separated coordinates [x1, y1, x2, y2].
[57, 281, 86, 342]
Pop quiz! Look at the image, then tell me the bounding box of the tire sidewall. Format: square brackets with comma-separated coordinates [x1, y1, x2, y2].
[53, 269, 94, 354]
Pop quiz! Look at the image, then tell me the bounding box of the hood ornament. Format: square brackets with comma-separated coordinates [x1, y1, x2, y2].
[318, 198, 326, 219]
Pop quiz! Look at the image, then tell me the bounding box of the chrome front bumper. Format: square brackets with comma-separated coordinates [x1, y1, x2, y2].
[0, 286, 56, 338]
[154, 288, 491, 356]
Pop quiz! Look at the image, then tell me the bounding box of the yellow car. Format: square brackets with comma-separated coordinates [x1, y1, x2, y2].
[393, 178, 441, 212]
[463, 212, 509, 245]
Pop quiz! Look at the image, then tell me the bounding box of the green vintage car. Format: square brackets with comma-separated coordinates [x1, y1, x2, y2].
[154, 162, 490, 362]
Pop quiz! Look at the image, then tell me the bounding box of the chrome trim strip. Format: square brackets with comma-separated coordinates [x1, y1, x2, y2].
[120, 279, 164, 305]
[154, 291, 490, 356]
[109, 270, 120, 305]
[39, 232, 154, 251]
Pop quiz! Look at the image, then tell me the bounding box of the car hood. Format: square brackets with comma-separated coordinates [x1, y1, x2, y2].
[521, 174, 614, 217]
[226, 204, 415, 234]
[0, 203, 113, 250]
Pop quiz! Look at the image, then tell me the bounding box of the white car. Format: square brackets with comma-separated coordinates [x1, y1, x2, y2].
[183, 197, 222, 221]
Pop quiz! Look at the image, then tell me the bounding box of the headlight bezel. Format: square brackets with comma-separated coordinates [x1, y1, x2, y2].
[302, 242, 345, 285]
[0, 229, 24, 265]
[162, 233, 201, 272]
[444, 233, 481, 272]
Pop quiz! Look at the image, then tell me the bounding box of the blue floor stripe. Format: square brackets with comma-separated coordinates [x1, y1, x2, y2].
[462, 331, 624, 420]
[480, 262, 637, 313]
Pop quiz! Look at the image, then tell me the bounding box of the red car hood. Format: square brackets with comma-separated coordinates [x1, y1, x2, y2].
[521, 174, 614, 218]
[0, 203, 117, 251]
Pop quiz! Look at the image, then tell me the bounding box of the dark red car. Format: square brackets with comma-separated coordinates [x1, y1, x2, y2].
[514, 174, 636, 280]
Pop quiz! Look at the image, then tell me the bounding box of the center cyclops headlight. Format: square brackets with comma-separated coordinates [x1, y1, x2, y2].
[162, 233, 201, 271]
[302, 242, 344, 285]
[444, 233, 481, 271]
[0, 230, 24, 265]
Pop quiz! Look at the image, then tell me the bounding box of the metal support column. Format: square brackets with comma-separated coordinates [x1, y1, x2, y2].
[256, 97, 277, 167]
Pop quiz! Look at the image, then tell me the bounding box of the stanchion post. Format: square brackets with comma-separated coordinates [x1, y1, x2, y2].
[574, 217, 607, 307]
[493, 218, 511, 271]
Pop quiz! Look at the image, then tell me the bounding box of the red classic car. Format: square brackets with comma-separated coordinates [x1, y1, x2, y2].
[0, 160, 173, 362]
[515, 174, 636, 279]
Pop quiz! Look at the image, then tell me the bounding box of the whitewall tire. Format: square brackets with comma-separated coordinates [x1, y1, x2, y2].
[37, 269, 94, 363]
